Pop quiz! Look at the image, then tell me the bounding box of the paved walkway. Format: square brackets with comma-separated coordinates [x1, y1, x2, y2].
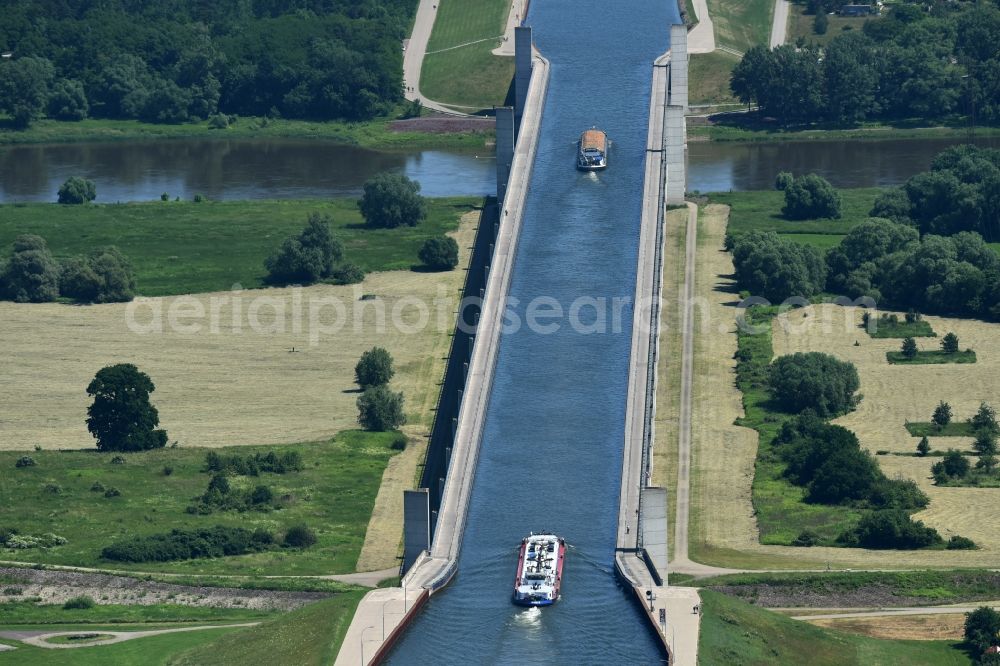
[402, 0, 469, 115]
[769, 0, 790, 47]
[492, 0, 529, 56]
[687, 0, 717, 54]
[0, 623, 258, 649]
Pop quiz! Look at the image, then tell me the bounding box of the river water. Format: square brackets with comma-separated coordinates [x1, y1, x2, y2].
[5, 133, 999, 205]
[385, 0, 674, 663]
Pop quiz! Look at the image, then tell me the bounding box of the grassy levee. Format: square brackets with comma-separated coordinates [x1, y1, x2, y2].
[694, 570, 1000, 606]
[0, 115, 493, 150]
[653, 207, 689, 560]
[420, 0, 514, 109]
[0, 626, 241, 666]
[0, 197, 480, 297]
[709, 188, 881, 250]
[0, 435, 400, 575]
[0, 602, 272, 625]
[168, 592, 365, 666]
[698, 589, 971, 665]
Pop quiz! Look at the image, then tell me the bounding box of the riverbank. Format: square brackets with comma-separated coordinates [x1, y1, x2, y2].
[0, 197, 480, 296]
[0, 114, 495, 151]
[691, 121, 1000, 143]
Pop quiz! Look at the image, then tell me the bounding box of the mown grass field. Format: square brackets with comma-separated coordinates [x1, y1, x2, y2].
[0, 197, 480, 297]
[169, 592, 365, 666]
[0, 626, 241, 666]
[0, 602, 272, 625]
[698, 589, 972, 665]
[705, 0, 773, 51]
[0, 114, 493, 151]
[689, 52, 741, 106]
[0, 436, 400, 575]
[420, 0, 514, 109]
[709, 188, 881, 249]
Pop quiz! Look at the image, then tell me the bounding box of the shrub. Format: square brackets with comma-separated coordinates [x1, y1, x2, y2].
[207, 113, 229, 129]
[283, 524, 317, 548]
[355, 347, 395, 389]
[972, 430, 997, 456]
[204, 450, 303, 476]
[931, 401, 952, 428]
[332, 262, 365, 284]
[358, 173, 426, 228]
[193, 194, 207, 203]
[60, 246, 136, 303]
[43, 483, 62, 494]
[101, 526, 273, 562]
[774, 171, 794, 191]
[357, 385, 406, 431]
[63, 595, 95, 609]
[769, 352, 860, 417]
[781, 173, 841, 220]
[901, 337, 917, 358]
[104, 487, 121, 498]
[418, 236, 460, 270]
[47, 79, 88, 120]
[964, 606, 1000, 654]
[1, 234, 60, 303]
[813, 11, 828, 34]
[838, 510, 942, 549]
[916, 436, 930, 457]
[161, 192, 170, 202]
[110, 455, 126, 464]
[941, 332, 959, 353]
[931, 449, 971, 484]
[971, 402, 999, 433]
[265, 214, 344, 285]
[15, 456, 36, 468]
[947, 535, 976, 550]
[57, 177, 96, 204]
[162, 466, 174, 476]
[791, 529, 820, 547]
[90, 482, 105, 492]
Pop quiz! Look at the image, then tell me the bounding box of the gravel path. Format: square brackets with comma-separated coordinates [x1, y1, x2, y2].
[5, 623, 258, 649]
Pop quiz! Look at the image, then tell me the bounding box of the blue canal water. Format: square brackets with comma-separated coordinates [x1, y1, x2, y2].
[386, 1, 676, 663]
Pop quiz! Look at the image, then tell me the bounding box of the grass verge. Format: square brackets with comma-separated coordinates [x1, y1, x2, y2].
[0, 197, 480, 297]
[886, 351, 977, 365]
[420, 0, 514, 109]
[168, 592, 365, 666]
[0, 115, 493, 151]
[0, 435, 401, 575]
[698, 589, 971, 665]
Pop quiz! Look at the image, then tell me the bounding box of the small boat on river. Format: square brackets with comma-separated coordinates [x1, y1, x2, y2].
[577, 128, 608, 171]
[512, 533, 565, 606]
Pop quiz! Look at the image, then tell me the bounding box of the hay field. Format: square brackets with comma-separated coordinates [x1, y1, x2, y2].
[0, 215, 477, 452]
[686, 204, 1000, 568]
[807, 614, 965, 641]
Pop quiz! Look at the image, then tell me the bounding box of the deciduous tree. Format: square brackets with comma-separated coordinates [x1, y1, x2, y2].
[86, 364, 168, 452]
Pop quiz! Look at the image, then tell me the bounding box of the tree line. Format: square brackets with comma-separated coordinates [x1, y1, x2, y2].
[731, 3, 1000, 126]
[0, 0, 414, 127]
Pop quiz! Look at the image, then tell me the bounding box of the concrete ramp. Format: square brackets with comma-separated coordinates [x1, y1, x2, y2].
[641, 487, 668, 581]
